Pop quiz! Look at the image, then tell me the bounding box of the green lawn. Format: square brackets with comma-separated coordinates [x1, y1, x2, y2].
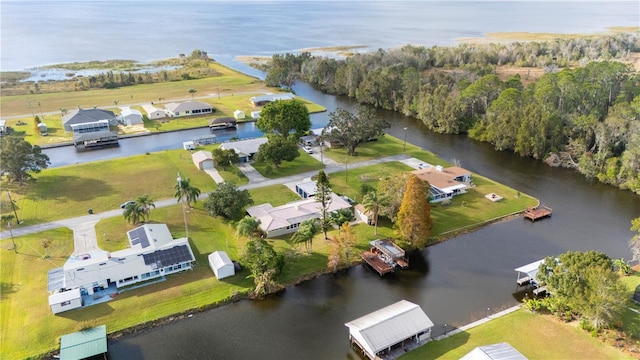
[321, 135, 445, 165]
[0, 150, 215, 225]
[251, 150, 324, 178]
[400, 309, 633, 360]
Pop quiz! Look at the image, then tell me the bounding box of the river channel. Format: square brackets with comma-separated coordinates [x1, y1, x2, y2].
[75, 77, 639, 359]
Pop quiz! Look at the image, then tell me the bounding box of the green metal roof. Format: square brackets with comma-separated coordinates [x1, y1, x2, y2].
[60, 325, 107, 360]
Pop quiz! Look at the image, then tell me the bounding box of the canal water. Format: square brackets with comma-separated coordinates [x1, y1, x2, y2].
[102, 80, 640, 359]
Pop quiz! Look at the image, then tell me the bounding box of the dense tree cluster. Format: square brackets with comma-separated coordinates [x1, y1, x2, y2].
[535, 251, 627, 330]
[241, 237, 284, 297]
[203, 182, 253, 221]
[265, 34, 640, 193]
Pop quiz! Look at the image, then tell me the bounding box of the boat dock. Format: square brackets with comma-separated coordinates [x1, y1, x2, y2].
[361, 239, 409, 276]
[361, 251, 395, 276]
[524, 205, 552, 221]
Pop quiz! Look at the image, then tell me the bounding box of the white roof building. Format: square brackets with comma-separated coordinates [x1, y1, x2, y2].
[345, 300, 434, 359]
[219, 137, 268, 162]
[142, 104, 166, 120]
[164, 101, 213, 117]
[246, 193, 351, 238]
[47, 224, 195, 313]
[208, 251, 235, 280]
[250, 92, 295, 107]
[192, 150, 214, 170]
[460, 342, 528, 360]
[118, 107, 143, 126]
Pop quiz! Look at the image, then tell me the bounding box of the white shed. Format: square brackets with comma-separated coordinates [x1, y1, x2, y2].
[208, 251, 235, 280]
[183, 141, 196, 150]
[192, 150, 214, 170]
[142, 104, 166, 120]
[119, 107, 143, 126]
[233, 109, 245, 120]
[49, 288, 83, 314]
[250, 110, 261, 120]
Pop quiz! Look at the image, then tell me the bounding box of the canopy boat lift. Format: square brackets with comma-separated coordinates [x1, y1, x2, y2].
[514, 259, 547, 296]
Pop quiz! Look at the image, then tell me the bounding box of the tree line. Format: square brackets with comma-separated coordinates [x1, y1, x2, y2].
[264, 33, 640, 193]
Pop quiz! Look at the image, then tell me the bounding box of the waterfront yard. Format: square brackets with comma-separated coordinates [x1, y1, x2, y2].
[0, 136, 538, 359]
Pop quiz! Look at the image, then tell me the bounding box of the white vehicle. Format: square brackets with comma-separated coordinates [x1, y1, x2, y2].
[303, 146, 313, 154]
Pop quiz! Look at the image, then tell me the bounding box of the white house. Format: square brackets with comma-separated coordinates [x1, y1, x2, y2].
[164, 101, 213, 117]
[345, 300, 434, 360]
[192, 150, 214, 170]
[142, 104, 166, 120]
[250, 92, 295, 107]
[49, 288, 83, 314]
[246, 193, 352, 238]
[233, 109, 245, 120]
[208, 251, 235, 280]
[47, 224, 195, 314]
[412, 165, 473, 203]
[118, 107, 143, 126]
[219, 137, 268, 162]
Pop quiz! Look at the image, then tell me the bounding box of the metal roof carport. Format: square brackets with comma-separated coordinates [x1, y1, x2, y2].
[345, 300, 434, 359]
[60, 325, 107, 360]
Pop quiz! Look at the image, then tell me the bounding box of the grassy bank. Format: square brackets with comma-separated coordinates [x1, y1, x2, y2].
[0, 138, 538, 358]
[400, 309, 633, 360]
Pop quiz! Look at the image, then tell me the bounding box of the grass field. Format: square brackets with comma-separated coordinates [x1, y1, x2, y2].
[400, 309, 634, 360]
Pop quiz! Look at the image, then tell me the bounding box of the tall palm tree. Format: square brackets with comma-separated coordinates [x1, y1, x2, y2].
[135, 194, 156, 223]
[362, 190, 387, 235]
[123, 202, 144, 225]
[175, 177, 201, 208]
[188, 88, 197, 100]
[236, 216, 261, 240]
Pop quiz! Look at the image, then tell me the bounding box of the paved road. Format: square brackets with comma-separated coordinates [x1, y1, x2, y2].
[0, 154, 419, 242]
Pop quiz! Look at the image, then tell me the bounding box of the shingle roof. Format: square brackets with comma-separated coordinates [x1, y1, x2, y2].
[62, 108, 116, 126]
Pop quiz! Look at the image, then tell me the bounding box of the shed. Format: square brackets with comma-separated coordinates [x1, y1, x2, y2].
[183, 141, 196, 150]
[345, 300, 433, 359]
[59, 324, 107, 360]
[192, 150, 214, 170]
[233, 109, 245, 120]
[354, 204, 375, 225]
[142, 104, 166, 120]
[251, 110, 261, 119]
[118, 107, 143, 126]
[460, 342, 528, 360]
[208, 251, 235, 280]
[37, 122, 48, 136]
[295, 180, 317, 198]
[49, 288, 83, 314]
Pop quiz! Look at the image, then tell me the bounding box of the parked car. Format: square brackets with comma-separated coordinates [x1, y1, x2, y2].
[120, 200, 135, 209]
[340, 195, 355, 205]
[303, 146, 313, 154]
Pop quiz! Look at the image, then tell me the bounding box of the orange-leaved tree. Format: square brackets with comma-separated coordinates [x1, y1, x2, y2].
[395, 175, 432, 251]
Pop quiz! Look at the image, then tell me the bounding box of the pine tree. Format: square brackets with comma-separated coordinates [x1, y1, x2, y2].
[395, 175, 432, 251]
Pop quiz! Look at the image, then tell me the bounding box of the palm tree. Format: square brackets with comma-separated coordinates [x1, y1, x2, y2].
[362, 190, 387, 235]
[237, 216, 261, 240]
[188, 88, 197, 100]
[1, 214, 16, 253]
[135, 194, 156, 223]
[175, 177, 201, 208]
[291, 219, 319, 254]
[123, 202, 144, 224]
[329, 208, 354, 233]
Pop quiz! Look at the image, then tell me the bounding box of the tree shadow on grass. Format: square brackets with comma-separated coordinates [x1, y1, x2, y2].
[0, 282, 20, 300]
[29, 175, 114, 202]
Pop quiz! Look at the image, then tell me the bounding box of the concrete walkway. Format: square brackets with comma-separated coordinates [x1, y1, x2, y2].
[203, 168, 225, 184]
[236, 162, 268, 183]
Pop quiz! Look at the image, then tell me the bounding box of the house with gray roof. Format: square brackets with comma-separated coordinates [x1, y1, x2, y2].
[62, 108, 117, 133]
[219, 137, 268, 162]
[246, 193, 351, 238]
[164, 101, 213, 117]
[250, 92, 295, 107]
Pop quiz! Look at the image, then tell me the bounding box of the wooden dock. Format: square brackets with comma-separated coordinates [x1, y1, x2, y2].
[524, 205, 552, 221]
[361, 251, 394, 276]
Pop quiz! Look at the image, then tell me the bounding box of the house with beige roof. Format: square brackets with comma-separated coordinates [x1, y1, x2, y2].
[164, 101, 213, 117]
[412, 165, 473, 203]
[246, 193, 351, 238]
[142, 104, 166, 120]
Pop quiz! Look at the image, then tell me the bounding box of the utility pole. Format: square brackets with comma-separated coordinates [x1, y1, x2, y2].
[7, 191, 21, 224]
[403, 127, 408, 151]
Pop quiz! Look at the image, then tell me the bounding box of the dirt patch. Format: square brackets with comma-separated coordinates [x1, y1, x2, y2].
[118, 124, 150, 135]
[496, 66, 545, 87]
